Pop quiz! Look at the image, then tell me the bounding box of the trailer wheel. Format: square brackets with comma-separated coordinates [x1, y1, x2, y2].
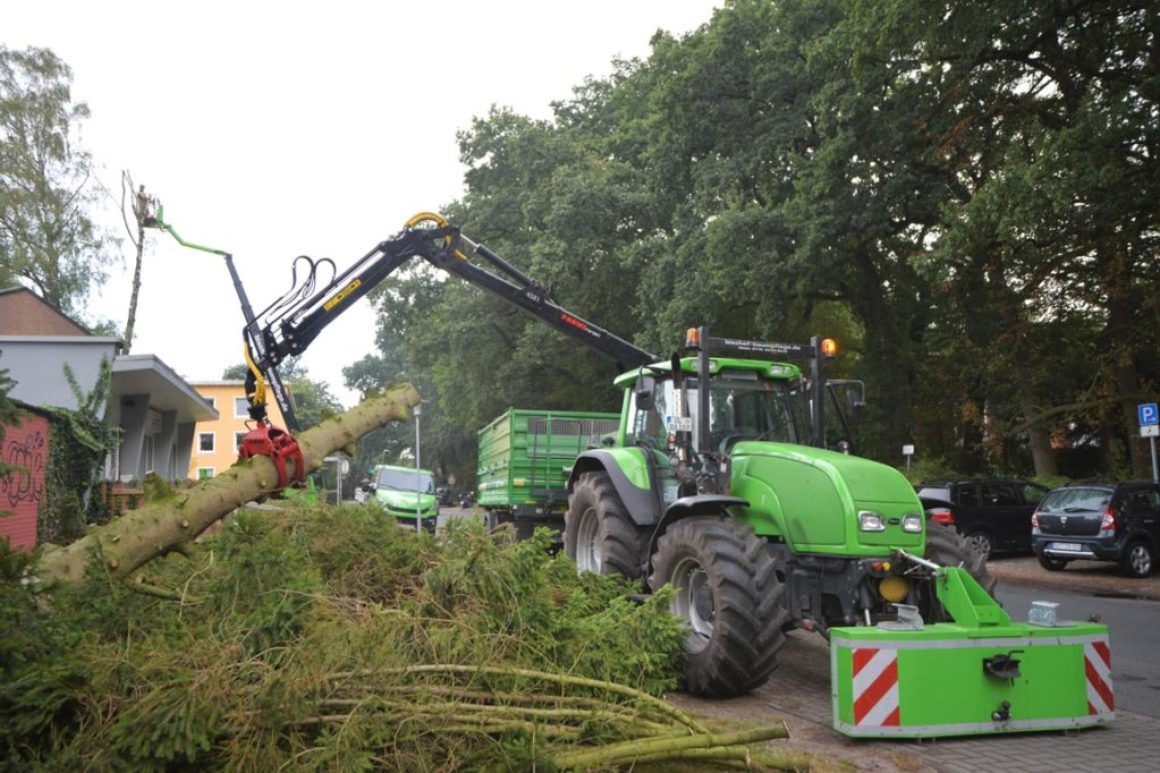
[484, 509, 514, 533]
[921, 521, 997, 621]
[649, 516, 786, 697]
[564, 471, 647, 579]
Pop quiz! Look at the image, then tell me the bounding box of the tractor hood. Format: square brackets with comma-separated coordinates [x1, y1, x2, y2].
[729, 441, 924, 554]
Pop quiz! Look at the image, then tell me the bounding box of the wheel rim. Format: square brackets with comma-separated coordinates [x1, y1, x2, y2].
[575, 505, 602, 573]
[670, 556, 714, 654]
[1129, 545, 1151, 575]
[970, 533, 991, 557]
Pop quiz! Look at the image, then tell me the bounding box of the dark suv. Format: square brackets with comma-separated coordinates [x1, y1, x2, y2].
[1032, 481, 1160, 578]
[916, 479, 1050, 558]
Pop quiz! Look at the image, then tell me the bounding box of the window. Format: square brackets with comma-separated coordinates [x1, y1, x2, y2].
[235, 431, 247, 450]
[234, 397, 249, 418]
[205, 396, 216, 409]
[198, 432, 215, 453]
[197, 467, 214, 480]
[955, 484, 980, 508]
[982, 483, 1021, 507]
[142, 434, 156, 472]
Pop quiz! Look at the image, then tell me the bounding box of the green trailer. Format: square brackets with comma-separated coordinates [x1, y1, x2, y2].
[477, 408, 620, 539]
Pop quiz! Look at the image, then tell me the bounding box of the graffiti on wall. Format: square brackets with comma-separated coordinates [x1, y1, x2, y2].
[0, 414, 49, 550]
[2, 422, 47, 507]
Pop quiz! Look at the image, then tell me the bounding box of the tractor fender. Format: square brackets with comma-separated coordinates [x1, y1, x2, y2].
[647, 494, 750, 558]
[568, 450, 660, 526]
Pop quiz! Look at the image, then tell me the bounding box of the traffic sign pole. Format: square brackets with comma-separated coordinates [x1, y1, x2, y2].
[1151, 437, 1158, 485]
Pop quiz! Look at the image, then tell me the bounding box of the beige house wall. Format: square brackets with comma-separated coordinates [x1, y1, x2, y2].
[187, 381, 286, 479]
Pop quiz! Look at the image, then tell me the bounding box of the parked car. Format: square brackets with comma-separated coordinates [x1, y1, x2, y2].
[1031, 481, 1160, 578]
[916, 479, 1051, 558]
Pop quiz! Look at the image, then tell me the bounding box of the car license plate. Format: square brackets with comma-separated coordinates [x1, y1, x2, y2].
[1051, 542, 1082, 552]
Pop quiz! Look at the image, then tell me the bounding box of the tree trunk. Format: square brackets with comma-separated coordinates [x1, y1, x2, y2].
[1019, 385, 1057, 477]
[122, 218, 146, 353]
[36, 384, 420, 585]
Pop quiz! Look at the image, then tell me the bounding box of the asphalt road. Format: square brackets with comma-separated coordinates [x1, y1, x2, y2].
[995, 582, 1160, 717]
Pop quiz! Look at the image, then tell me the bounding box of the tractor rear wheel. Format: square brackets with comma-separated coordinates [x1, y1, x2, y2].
[649, 516, 786, 697]
[921, 521, 998, 621]
[564, 471, 648, 580]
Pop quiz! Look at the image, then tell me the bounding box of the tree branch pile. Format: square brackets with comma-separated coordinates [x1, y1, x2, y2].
[2, 490, 818, 770]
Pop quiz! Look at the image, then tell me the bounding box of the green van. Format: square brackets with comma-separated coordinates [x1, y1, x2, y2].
[367, 464, 439, 531]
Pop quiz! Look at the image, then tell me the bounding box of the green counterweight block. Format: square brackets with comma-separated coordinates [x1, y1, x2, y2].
[830, 571, 1113, 739]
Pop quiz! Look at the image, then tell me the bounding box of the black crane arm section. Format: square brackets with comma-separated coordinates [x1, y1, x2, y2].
[247, 213, 656, 430]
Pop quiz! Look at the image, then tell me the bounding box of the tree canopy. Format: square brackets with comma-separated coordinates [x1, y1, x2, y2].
[365, 0, 1158, 485]
[0, 45, 111, 317]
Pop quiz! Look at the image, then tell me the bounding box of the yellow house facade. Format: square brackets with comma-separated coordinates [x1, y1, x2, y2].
[187, 381, 287, 479]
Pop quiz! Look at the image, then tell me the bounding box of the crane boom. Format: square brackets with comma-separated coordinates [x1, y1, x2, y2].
[247, 213, 656, 430]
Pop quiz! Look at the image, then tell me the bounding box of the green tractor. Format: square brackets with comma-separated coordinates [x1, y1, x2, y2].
[149, 209, 1101, 730]
[562, 328, 989, 697]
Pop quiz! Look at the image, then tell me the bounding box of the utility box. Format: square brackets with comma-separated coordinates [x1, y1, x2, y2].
[477, 408, 620, 537]
[831, 621, 1113, 738]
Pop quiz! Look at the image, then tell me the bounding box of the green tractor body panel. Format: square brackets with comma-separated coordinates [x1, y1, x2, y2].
[729, 442, 924, 554]
[477, 409, 620, 513]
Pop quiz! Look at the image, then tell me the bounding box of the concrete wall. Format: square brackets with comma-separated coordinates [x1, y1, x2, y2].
[0, 337, 120, 411]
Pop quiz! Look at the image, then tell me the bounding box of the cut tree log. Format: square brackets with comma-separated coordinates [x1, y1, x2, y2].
[36, 383, 421, 585]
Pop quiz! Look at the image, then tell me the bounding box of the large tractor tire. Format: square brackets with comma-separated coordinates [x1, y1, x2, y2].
[648, 516, 787, 697]
[921, 521, 998, 621]
[564, 471, 648, 580]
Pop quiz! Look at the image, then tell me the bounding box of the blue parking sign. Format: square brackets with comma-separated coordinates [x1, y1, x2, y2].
[1140, 403, 1159, 426]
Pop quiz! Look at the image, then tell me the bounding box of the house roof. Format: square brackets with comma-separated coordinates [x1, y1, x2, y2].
[112, 354, 218, 423]
[0, 286, 95, 337]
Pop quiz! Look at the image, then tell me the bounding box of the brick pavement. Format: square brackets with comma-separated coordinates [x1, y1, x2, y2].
[672, 631, 1160, 772]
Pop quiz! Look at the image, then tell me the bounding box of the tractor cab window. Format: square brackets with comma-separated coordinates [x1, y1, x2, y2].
[704, 374, 799, 452]
[630, 374, 799, 453]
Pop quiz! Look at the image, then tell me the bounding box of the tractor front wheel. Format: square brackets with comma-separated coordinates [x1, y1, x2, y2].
[649, 516, 786, 697]
[564, 471, 648, 580]
[921, 521, 998, 621]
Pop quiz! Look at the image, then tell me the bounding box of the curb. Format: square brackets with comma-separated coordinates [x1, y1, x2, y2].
[989, 565, 1160, 602]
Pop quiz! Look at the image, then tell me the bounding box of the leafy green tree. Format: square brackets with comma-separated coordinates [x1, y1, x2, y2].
[222, 357, 341, 431]
[839, 0, 1160, 476]
[341, 353, 409, 480]
[0, 46, 111, 317]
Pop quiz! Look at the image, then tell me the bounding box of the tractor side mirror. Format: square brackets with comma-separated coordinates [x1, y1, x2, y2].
[635, 375, 656, 411]
[846, 390, 865, 423]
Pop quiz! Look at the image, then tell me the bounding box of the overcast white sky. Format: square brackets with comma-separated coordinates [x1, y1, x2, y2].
[8, 0, 719, 407]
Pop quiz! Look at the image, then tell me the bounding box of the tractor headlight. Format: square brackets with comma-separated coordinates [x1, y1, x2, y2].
[858, 510, 886, 532]
[902, 514, 923, 533]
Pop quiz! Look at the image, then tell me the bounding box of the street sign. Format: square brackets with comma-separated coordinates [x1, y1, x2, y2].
[1142, 403, 1160, 484]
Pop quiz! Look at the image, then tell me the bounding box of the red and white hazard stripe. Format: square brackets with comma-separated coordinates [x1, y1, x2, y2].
[852, 647, 900, 727]
[1084, 639, 1114, 716]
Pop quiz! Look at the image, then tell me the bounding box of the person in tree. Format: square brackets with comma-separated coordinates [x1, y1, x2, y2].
[135, 184, 155, 226]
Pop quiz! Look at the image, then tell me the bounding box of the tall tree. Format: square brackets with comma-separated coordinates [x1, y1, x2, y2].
[118, 171, 154, 353]
[0, 46, 111, 316]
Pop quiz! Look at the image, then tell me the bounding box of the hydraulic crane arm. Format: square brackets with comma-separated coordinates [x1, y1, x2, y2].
[248, 213, 657, 430]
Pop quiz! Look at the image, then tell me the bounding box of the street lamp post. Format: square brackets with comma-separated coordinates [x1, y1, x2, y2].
[414, 403, 422, 533]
